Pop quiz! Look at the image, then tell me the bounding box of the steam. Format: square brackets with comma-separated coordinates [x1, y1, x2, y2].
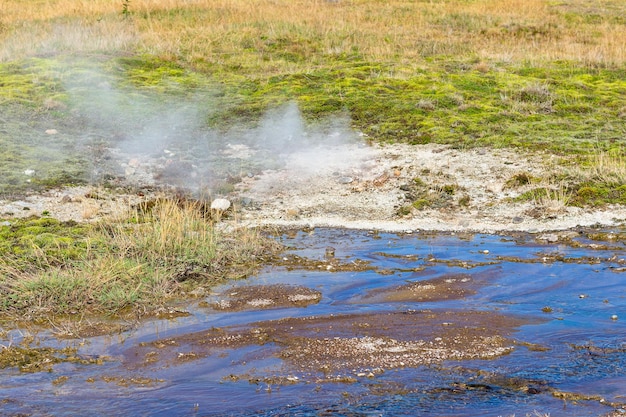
[47, 61, 373, 199]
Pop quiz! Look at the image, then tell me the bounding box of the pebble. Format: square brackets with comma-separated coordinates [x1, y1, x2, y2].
[611, 315, 618, 321]
[1, 221, 10, 227]
[538, 234, 559, 243]
[337, 176, 353, 184]
[482, 249, 489, 254]
[23, 169, 35, 176]
[45, 129, 58, 135]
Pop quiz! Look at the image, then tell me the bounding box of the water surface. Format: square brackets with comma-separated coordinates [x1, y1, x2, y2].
[1, 228, 625, 416]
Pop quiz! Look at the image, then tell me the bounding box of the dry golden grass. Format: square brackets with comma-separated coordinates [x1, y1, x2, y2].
[1, 0, 624, 67]
[583, 150, 626, 184]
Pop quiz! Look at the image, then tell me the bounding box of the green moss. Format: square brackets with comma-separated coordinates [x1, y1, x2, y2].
[571, 183, 626, 206]
[412, 199, 431, 210]
[0, 217, 92, 268]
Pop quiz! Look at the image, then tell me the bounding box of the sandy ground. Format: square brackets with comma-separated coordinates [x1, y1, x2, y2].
[2, 143, 626, 233]
[236, 143, 626, 233]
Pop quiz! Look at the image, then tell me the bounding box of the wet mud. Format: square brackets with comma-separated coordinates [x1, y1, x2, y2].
[209, 284, 322, 311]
[123, 309, 532, 375]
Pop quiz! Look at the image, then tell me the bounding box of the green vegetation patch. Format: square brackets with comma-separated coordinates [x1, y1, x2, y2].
[193, 57, 626, 153]
[0, 217, 91, 269]
[0, 200, 282, 317]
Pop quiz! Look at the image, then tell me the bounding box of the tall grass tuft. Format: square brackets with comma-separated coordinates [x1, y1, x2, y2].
[0, 199, 280, 317]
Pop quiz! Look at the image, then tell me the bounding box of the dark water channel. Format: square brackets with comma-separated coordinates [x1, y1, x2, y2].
[2, 228, 626, 416]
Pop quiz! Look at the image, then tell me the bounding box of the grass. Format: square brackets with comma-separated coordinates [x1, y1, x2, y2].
[0, 199, 281, 318]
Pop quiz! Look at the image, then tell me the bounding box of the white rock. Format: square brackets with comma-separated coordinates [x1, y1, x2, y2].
[210, 198, 231, 211]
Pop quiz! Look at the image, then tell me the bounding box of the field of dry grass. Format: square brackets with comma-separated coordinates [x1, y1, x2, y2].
[2, 0, 625, 68]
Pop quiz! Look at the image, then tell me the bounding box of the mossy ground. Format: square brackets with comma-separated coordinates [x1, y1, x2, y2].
[2, 55, 624, 202]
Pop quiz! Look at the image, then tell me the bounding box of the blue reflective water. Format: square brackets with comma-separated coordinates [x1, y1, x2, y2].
[1, 228, 625, 416]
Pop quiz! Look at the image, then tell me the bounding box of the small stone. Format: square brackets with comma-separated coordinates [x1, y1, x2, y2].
[285, 208, 300, 218]
[210, 198, 231, 212]
[482, 249, 489, 254]
[512, 216, 524, 224]
[337, 176, 353, 184]
[45, 129, 58, 135]
[1, 221, 11, 227]
[23, 169, 35, 176]
[611, 315, 618, 321]
[60, 195, 72, 203]
[579, 294, 587, 299]
[538, 234, 558, 243]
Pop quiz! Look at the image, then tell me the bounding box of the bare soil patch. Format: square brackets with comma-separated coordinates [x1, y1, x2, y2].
[236, 143, 626, 232]
[2, 143, 625, 233]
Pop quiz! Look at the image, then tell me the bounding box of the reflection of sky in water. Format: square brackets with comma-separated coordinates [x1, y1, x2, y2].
[1, 228, 625, 417]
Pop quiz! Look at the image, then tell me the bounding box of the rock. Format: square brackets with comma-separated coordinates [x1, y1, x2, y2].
[60, 195, 72, 203]
[45, 129, 58, 135]
[1, 221, 11, 227]
[337, 176, 353, 184]
[211, 198, 231, 212]
[538, 234, 558, 243]
[23, 169, 35, 176]
[285, 208, 300, 218]
[611, 315, 618, 321]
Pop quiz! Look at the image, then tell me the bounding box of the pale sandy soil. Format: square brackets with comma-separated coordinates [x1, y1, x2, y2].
[2, 143, 625, 233]
[236, 143, 626, 233]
